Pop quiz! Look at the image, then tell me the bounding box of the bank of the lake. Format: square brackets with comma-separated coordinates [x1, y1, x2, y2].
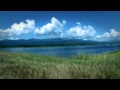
[0, 45, 120, 57]
[0, 51, 120, 79]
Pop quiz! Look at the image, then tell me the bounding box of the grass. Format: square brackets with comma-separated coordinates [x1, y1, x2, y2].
[0, 51, 120, 79]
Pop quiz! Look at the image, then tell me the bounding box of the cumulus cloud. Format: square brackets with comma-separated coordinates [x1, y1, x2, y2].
[76, 22, 81, 25]
[1, 17, 112, 41]
[0, 17, 97, 40]
[65, 24, 96, 39]
[9, 37, 14, 40]
[9, 37, 19, 40]
[96, 29, 120, 39]
[34, 17, 66, 37]
[0, 19, 35, 36]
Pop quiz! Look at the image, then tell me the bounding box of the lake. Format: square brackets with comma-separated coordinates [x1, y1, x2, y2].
[0, 45, 120, 57]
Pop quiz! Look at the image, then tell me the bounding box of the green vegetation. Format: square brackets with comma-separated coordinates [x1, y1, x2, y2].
[0, 51, 120, 79]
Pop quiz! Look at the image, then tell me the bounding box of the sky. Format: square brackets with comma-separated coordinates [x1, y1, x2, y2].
[0, 11, 120, 41]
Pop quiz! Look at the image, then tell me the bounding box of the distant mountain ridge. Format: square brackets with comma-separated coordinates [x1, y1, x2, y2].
[0, 38, 120, 47]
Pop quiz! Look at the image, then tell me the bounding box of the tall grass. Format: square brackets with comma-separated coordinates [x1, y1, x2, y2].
[0, 51, 120, 79]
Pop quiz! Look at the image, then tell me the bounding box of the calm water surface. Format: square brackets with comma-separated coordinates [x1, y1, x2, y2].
[0, 45, 120, 57]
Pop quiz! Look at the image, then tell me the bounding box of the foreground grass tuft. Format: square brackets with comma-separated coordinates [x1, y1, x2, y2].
[0, 51, 120, 79]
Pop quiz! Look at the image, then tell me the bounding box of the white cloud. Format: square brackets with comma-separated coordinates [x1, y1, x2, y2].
[96, 29, 120, 39]
[9, 37, 19, 40]
[76, 22, 81, 25]
[96, 35, 101, 38]
[2, 17, 117, 41]
[9, 37, 14, 40]
[63, 20, 66, 25]
[0, 19, 35, 36]
[65, 24, 96, 39]
[34, 17, 66, 37]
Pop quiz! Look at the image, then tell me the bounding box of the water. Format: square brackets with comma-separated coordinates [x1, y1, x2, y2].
[0, 45, 120, 57]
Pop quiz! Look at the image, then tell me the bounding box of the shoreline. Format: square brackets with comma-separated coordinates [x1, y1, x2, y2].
[0, 44, 120, 48]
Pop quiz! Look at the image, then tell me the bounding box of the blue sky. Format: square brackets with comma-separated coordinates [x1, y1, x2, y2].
[0, 11, 120, 41]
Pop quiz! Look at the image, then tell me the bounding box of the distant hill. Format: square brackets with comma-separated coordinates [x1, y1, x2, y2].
[100, 39, 120, 44]
[108, 39, 120, 43]
[0, 38, 120, 47]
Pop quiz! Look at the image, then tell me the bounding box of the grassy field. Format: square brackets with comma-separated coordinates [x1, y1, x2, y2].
[0, 51, 120, 79]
